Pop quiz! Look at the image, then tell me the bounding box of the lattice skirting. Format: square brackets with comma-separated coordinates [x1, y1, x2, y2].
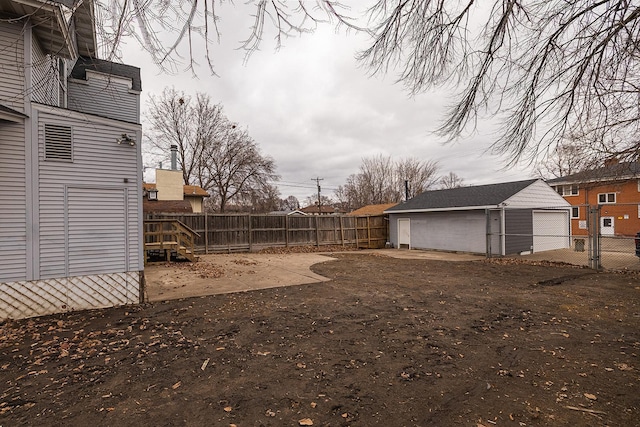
[0, 271, 141, 320]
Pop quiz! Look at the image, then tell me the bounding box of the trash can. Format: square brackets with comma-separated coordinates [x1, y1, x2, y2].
[574, 238, 585, 252]
[635, 232, 640, 258]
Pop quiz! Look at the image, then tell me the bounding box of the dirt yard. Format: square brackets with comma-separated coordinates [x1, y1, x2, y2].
[1, 252, 639, 426]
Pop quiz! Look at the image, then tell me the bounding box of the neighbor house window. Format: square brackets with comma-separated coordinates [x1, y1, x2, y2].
[44, 124, 72, 161]
[571, 206, 579, 219]
[555, 185, 579, 196]
[597, 193, 616, 204]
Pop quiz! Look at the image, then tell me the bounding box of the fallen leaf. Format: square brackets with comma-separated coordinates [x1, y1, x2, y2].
[224, 406, 232, 412]
[299, 418, 313, 426]
[584, 393, 597, 401]
[172, 381, 181, 390]
[310, 402, 317, 408]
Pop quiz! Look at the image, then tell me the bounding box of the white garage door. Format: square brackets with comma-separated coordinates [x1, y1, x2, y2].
[532, 210, 570, 252]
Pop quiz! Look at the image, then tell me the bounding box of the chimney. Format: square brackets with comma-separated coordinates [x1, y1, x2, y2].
[170, 144, 178, 170]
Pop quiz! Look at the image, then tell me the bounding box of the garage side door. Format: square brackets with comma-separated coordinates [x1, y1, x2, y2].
[532, 210, 570, 252]
[398, 219, 410, 249]
[67, 187, 128, 276]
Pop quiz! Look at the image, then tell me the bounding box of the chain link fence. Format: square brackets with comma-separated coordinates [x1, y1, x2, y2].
[499, 204, 640, 271]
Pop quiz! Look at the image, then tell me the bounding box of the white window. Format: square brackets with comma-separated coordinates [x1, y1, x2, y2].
[555, 185, 579, 196]
[638, 204, 640, 219]
[597, 193, 616, 204]
[571, 206, 579, 218]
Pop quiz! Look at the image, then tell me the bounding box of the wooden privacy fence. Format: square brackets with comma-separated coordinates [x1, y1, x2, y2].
[144, 213, 389, 253]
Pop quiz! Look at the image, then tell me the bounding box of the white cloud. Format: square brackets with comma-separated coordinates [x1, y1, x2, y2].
[124, 2, 535, 202]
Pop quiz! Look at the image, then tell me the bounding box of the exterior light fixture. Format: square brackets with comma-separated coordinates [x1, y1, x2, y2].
[117, 133, 136, 146]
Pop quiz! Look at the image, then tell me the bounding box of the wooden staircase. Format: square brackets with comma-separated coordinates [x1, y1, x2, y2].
[144, 220, 200, 264]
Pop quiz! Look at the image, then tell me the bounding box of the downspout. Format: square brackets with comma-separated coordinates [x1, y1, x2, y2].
[500, 205, 506, 256]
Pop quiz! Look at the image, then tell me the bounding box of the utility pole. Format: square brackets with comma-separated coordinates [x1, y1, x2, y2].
[312, 177, 324, 214]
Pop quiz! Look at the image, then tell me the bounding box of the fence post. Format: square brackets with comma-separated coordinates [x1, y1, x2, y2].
[339, 216, 345, 247]
[315, 216, 320, 247]
[204, 213, 209, 254]
[354, 218, 359, 248]
[367, 216, 371, 249]
[588, 206, 601, 270]
[248, 214, 253, 252]
[285, 215, 290, 248]
[485, 208, 492, 258]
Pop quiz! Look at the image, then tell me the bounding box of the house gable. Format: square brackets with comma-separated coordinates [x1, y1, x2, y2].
[503, 179, 570, 208]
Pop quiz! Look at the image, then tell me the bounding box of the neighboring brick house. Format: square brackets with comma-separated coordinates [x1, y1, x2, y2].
[547, 161, 640, 237]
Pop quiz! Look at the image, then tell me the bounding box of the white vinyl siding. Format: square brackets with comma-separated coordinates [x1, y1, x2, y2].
[0, 21, 25, 112]
[37, 107, 142, 279]
[505, 180, 570, 208]
[0, 121, 27, 282]
[68, 75, 139, 123]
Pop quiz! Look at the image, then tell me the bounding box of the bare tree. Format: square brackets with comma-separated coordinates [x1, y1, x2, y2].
[66, 1, 639, 164]
[534, 141, 596, 179]
[281, 195, 300, 211]
[439, 172, 465, 190]
[336, 155, 439, 210]
[396, 157, 440, 199]
[358, 1, 640, 164]
[146, 88, 279, 212]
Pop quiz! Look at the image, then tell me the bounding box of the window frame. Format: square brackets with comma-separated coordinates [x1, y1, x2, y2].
[571, 206, 579, 219]
[555, 185, 579, 196]
[597, 192, 616, 204]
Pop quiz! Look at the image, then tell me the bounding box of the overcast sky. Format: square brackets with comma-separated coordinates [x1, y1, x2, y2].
[120, 2, 535, 203]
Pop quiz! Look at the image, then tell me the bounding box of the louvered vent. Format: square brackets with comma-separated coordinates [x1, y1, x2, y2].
[45, 124, 72, 161]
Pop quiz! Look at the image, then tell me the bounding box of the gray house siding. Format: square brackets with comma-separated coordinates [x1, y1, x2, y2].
[68, 75, 139, 123]
[0, 121, 27, 282]
[36, 106, 143, 279]
[0, 21, 25, 112]
[504, 209, 533, 254]
[30, 38, 57, 106]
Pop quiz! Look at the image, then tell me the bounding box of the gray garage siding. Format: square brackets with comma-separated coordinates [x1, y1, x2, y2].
[504, 209, 533, 255]
[389, 210, 501, 254]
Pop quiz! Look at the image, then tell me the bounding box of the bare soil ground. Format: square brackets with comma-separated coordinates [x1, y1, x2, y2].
[1, 253, 639, 426]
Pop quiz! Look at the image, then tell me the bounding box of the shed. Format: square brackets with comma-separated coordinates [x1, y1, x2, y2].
[385, 179, 571, 255]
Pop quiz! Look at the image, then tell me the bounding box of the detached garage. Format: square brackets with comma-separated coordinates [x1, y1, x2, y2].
[385, 179, 571, 256]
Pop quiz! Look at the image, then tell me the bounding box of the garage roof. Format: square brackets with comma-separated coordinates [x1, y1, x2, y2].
[386, 179, 539, 213]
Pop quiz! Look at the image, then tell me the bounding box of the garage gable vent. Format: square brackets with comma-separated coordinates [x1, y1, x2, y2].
[45, 124, 73, 161]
